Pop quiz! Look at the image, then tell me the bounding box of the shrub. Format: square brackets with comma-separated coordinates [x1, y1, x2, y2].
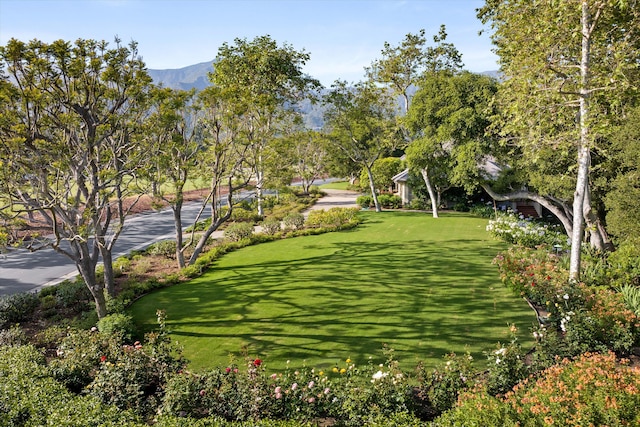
[377, 194, 403, 209]
[223, 222, 254, 242]
[282, 212, 304, 230]
[484, 326, 530, 396]
[0, 291, 39, 328]
[414, 352, 475, 419]
[356, 195, 373, 208]
[619, 284, 640, 316]
[97, 313, 136, 341]
[305, 208, 360, 229]
[260, 218, 281, 235]
[0, 324, 28, 346]
[54, 279, 93, 311]
[469, 203, 495, 218]
[146, 239, 177, 258]
[486, 210, 568, 248]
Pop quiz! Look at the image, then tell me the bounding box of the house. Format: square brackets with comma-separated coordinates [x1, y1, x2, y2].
[392, 169, 412, 206]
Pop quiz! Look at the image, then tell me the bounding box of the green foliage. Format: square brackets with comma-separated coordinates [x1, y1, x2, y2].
[359, 157, 404, 192]
[282, 212, 304, 230]
[0, 291, 39, 328]
[619, 284, 640, 317]
[484, 326, 529, 396]
[356, 195, 374, 208]
[147, 239, 178, 258]
[260, 218, 282, 235]
[377, 194, 403, 209]
[414, 352, 475, 419]
[305, 207, 360, 228]
[223, 222, 254, 242]
[486, 210, 568, 248]
[469, 203, 494, 218]
[97, 313, 136, 341]
[0, 324, 28, 346]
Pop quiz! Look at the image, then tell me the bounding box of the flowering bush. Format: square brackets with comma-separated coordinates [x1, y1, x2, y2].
[414, 352, 476, 419]
[282, 212, 305, 230]
[435, 352, 640, 427]
[486, 210, 567, 248]
[484, 326, 530, 396]
[492, 245, 570, 307]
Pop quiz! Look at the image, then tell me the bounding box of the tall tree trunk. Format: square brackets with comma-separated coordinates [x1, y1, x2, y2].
[173, 201, 186, 269]
[256, 154, 264, 217]
[72, 243, 107, 319]
[420, 168, 439, 218]
[100, 246, 116, 298]
[570, 1, 592, 282]
[365, 165, 382, 212]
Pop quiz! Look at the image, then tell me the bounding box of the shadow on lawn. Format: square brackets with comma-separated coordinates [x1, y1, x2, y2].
[131, 234, 536, 369]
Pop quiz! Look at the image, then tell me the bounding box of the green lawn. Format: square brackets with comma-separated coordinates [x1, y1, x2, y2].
[129, 211, 536, 372]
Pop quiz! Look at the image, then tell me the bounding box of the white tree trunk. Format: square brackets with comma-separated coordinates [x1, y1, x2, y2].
[569, 1, 592, 282]
[366, 166, 382, 212]
[420, 168, 439, 218]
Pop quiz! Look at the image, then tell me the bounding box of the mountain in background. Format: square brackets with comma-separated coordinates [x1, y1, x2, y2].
[147, 60, 214, 91]
[147, 61, 499, 129]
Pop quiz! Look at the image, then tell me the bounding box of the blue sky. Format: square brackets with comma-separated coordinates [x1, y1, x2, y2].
[0, 0, 497, 86]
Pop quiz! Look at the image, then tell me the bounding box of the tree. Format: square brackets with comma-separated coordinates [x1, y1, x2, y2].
[605, 105, 640, 245]
[266, 128, 330, 195]
[208, 35, 321, 216]
[405, 71, 498, 216]
[144, 87, 202, 268]
[0, 38, 152, 318]
[478, 0, 640, 280]
[368, 26, 464, 217]
[323, 80, 399, 212]
[186, 85, 253, 265]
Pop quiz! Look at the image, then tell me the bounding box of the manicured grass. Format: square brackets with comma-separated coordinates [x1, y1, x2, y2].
[319, 180, 351, 190]
[129, 211, 536, 372]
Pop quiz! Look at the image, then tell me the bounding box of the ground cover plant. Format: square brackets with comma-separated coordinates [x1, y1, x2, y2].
[129, 211, 536, 372]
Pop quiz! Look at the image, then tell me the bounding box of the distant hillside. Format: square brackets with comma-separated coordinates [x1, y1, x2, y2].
[147, 61, 499, 128]
[147, 61, 214, 91]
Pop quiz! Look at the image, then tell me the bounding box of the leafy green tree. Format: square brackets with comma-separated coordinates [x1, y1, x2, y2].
[208, 35, 321, 216]
[605, 105, 640, 245]
[144, 87, 202, 268]
[266, 128, 330, 195]
[405, 71, 498, 217]
[368, 26, 464, 217]
[359, 157, 404, 194]
[479, 0, 640, 280]
[0, 38, 152, 318]
[186, 85, 254, 265]
[323, 80, 399, 212]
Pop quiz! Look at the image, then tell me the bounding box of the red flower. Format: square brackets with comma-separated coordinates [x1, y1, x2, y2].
[225, 367, 231, 373]
[100, 355, 107, 363]
[253, 359, 262, 367]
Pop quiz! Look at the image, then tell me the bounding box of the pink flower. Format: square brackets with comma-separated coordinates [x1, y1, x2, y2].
[275, 386, 282, 394]
[291, 382, 298, 391]
[199, 389, 206, 396]
[324, 387, 330, 395]
[308, 381, 315, 389]
[276, 392, 282, 399]
[226, 367, 231, 373]
[308, 397, 315, 403]
[233, 368, 238, 373]
[271, 373, 277, 380]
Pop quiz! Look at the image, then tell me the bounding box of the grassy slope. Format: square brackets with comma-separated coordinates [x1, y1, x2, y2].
[130, 211, 536, 372]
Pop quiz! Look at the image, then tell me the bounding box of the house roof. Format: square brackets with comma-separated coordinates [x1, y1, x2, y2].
[392, 168, 410, 183]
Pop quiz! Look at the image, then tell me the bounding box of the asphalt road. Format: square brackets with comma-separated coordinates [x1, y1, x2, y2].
[0, 201, 213, 296]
